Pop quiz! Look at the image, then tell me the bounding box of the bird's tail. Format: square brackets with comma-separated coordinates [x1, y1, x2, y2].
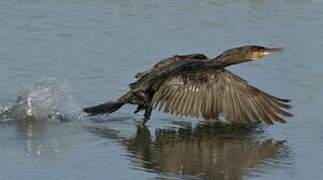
[83, 101, 125, 116]
[83, 91, 134, 116]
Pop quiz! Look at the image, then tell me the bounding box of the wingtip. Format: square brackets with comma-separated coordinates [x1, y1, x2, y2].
[282, 98, 291, 103]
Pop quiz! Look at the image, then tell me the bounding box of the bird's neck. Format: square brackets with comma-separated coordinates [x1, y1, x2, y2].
[211, 55, 252, 67]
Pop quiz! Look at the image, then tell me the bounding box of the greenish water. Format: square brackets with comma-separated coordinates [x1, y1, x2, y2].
[0, 0, 322, 179]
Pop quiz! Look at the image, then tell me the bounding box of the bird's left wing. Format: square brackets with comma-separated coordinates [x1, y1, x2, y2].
[152, 68, 292, 125]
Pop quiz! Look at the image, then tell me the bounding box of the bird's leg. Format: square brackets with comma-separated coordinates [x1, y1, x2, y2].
[134, 90, 153, 124]
[142, 104, 152, 124]
[134, 104, 144, 113]
[132, 90, 148, 114]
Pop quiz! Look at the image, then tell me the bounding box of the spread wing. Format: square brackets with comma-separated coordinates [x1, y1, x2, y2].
[135, 54, 208, 79]
[152, 68, 292, 125]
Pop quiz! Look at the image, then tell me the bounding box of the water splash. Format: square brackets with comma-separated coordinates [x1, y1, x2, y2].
[0, 78, 85, 122]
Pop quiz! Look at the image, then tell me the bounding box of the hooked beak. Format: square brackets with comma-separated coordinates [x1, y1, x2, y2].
[263, 47, 284, 56]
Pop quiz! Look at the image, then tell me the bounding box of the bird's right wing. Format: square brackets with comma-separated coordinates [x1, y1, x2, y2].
[152, 68, 292, 125]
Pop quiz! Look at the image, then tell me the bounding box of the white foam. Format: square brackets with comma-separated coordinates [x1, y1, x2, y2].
[0, 78, 86, 122]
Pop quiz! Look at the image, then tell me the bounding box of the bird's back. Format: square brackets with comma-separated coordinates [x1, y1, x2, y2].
[135, 54, 208, 79]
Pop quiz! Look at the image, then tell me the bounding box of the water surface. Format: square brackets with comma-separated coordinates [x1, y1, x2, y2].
[0, 0, 322, 179]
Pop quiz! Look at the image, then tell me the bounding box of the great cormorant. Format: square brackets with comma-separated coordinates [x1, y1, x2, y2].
[83, 45, 292, 125]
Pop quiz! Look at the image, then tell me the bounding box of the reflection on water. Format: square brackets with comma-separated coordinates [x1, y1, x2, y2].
[88, 123, 291, 180]
[11, 117, 77, 159]
[15, 118, 53, 157]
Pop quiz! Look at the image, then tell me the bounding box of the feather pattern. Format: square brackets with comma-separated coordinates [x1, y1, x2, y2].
[152, 68, 292, 125]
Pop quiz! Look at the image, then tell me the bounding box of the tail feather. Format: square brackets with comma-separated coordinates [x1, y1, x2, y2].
[83, 101, 124, 116]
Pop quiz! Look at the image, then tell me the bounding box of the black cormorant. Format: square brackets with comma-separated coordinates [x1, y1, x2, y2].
[83, 45, 292, 125]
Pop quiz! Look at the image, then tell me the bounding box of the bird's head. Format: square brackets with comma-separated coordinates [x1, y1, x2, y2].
[215, 45, 284, 66]
[243, 45, 284, 60]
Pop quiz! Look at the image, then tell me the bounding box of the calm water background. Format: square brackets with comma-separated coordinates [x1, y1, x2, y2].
[0, 0, 322, 179]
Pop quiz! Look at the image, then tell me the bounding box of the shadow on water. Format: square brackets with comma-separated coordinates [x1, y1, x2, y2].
[87, 121, 291, 180]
